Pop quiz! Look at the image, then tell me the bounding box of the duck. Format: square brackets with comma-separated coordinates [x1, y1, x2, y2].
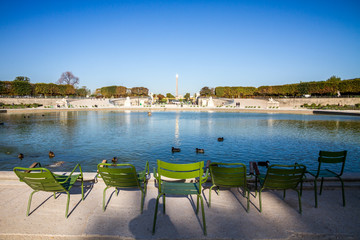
[148, 112, 152, 116]
[18, 153, 24, 159]
[49, 151, 55, 158]
[112, 157, 118, 163]
[172, 147, 181, 153]
[49, 161, 65, 167]
[196, 148, 205, 153]
[217, 137, 224, 142]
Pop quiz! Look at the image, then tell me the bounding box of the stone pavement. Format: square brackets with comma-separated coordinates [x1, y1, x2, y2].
[0, 172, 359, 240]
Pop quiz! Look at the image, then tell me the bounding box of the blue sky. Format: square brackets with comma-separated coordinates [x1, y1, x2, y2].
[0, 0, 359, 95]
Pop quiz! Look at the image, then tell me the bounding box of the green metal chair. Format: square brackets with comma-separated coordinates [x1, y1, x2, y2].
[307, 150, 347, 208]
[13, 163, 84, 218]
[209, 162, 250, 211]
[97, 161, 149, 213]
[152, 160, 209, 235]
[257, 164, 306, 213]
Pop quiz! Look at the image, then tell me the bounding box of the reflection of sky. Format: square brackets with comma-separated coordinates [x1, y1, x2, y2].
[0, 111, 359, 173]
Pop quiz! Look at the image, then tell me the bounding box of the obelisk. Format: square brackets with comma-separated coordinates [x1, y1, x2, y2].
[176, 74, 178, 99]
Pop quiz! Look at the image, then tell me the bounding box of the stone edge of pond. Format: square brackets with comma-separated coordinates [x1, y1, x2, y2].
[3, 107, 360, 116]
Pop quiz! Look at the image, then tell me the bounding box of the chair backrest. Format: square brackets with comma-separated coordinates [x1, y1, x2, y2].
[157, 160, 204, 180]
[209, 162, 247, 188]
[318, 150, 347, 176]
[263, 164, 306, 190]
[97, 163, 140, 188]
[13, 167, 66, 192]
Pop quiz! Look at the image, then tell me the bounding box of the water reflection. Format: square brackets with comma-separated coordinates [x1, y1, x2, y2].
[0, 111, 359, 172]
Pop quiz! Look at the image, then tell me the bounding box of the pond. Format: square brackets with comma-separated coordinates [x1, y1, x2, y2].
[0, 111, 359, 173]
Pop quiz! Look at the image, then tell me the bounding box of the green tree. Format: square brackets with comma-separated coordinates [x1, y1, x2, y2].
[12, 79, 32, 96]
[166, 93, 175, 98]
[14, 76, 30, 82]
[326, 75, 341, 83]
[200, 86, 214, 97]
[184, 93, 190, 101]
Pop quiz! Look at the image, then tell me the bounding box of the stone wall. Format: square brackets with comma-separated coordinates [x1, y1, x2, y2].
[0, 98, 60, 106]
[275, 97, 360, 108]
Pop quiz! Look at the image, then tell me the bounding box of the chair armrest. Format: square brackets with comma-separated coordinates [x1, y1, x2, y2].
[25, 162, 42, 173]
[153, 167, 159, 181]
[138, 161, 150, 181]
[200, 168, 209, 184]
[58, 164, 83, 184]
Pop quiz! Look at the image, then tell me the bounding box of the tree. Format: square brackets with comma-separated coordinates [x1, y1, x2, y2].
[327, 75, 341, 83]
[12, 78, 32, 96]
[184, 93, 190, 101]
[57, 72, 79, 86]
[157, 94, 165, 101]
[166, 93, 175, 98]
[200, 86, 214, 97]
[14, 76, 30, 82]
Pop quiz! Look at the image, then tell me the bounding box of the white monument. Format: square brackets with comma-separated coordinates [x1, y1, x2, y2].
[208, 96, 215, 107]
[124, 96, 131, 107]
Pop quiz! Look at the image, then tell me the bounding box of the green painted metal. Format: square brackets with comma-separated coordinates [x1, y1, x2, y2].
[97, 161, 149, 213]
[208, 162, 250, 211]
[152, 160, 209, 236]
[13, 164, 84, 218]
[257, 164, 306, 214]
[307, 150, 347, 208]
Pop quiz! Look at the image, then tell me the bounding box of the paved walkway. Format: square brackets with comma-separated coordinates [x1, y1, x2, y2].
[0, 172, 359, 239]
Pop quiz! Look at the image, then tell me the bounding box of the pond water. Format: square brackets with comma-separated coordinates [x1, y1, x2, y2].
[0, 111, 359, 173]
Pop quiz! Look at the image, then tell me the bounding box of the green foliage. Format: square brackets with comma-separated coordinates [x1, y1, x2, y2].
[200, 86, 214, 97]
[166, 93, 175, 98]
[131, 87, 149, 96]
[339, 78, 360, 94]
[76, 86, 90, 97]
[14, 76, 30, 82]
[184, 93, 190, 101]
[301, 103, 360, 110]
[1, 103, 43, 109]
[12, 80, 33, 96]
[216, 86, 256, 98]
[326, 75, 341, 83]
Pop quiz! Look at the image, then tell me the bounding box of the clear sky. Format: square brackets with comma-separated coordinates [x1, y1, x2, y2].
[0, 0, 359, 95]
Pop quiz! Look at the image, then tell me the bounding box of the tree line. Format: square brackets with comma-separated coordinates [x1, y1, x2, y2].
[200, 77, 360, 98]
[95, 86, 149, 98]
[0, 77, 90, 97]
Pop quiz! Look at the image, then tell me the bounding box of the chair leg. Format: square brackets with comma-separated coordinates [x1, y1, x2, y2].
[27, 190, 37, 216]
[259, 189, 262, 212]
[162, 194, 166, 214]
[196, 195, 199, 214]
[283, 189, 286, 199]
[199, 194, 207, 236]
[65, 191, 70, 218]
[246, 189, 250, 212]
[116, 188, 120, 196]
[314, 178, 318, 208]
[140, 189, 144, 214]
[209, 185, 216, 208]
[103, 186, 110, 211]
[296, 189, 302, 214]
[320, 177, 324, 195]
[53, 192, 56, 199]
[339, 177, 345, 207]
[81, 177, 84, 200]
[300, 181, 303, 196]
[152, 193, 163, 235]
